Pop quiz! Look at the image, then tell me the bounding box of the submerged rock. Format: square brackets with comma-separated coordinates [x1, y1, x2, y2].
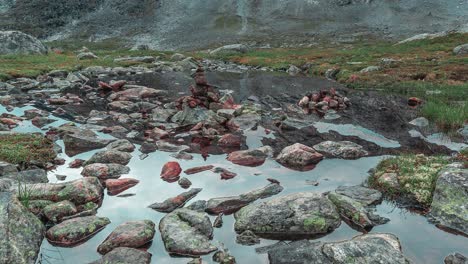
[149, 188, 202, 213]
[90, 247, 152, 264]
[46, 216, 110, 247]
[266, 233, 410, 264]
[429, 163, 468, 235]
[313, 141, 368, 159]
[444, 253, 467, 264]
[0, 192, 45, 264]
[159, 208, 217, 256]
[236, 230, 260, 246]
[276, 143, 323, 170]
[81, 163, 130, 179]
[184, 165, 214, 175]
[97, 220, 155, 254]
[234, 192, 340, 239]
[206, 183, 283, 215]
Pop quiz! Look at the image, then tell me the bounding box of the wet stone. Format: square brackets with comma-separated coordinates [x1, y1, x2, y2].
[327, 192, 374, 231]
[46, 216, 110, 247]
[63, 133, 113, 156]
[236, 230, 260, 246]
[159, 208, 217, 257]
[313, 141, 368, 159]
[149, 188, 202, 213]
[186, 200, 207, 212]
[335, 185, 382, 206]
[178, 177, 192, 189]
[90, 247, 152, 264]
[106, 139, 135, 152]
[213, 214, 223, 228]
[106, 178, 140, 196]
[43, 200, 78, 223]
[81, 163, 130, 179]
[97, 220, 156, 254]
[161, 161, 182, 182]
[444, 253, 467, 264]
[276, 143, 323, 170]
[85, 150, 132, 166]
[184, 165, 214, 175]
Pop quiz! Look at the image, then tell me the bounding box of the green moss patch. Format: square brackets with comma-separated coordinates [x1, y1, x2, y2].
[0, 133, 56, 167]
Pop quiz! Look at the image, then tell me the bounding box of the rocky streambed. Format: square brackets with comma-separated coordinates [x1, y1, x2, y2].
[0, 57, 466, 264]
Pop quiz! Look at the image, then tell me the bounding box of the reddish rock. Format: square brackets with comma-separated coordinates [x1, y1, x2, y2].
[227, 149, 268, 167]
[69, 159, 85, 168]
[48, 97, 69, 105]
[276, 143, 323, 170]
[110, 80, 127, 91]
[161, 162, 182, 182]
[145, 127, 169, 140]
[106, 178, 139, 196]
[0, 117, 19, 127]
[408, 97, 423, 107]
[184, 165, 214, 175]
[46, 216, 110, 247]
[220, 170, 237, 180]
[99, 81, 113, 91]
[218, 134, 242, 148]
[149, 188, 202, 213]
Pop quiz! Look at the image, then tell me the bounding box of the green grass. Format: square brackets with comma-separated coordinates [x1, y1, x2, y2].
[370, 154, 451, 208]
[0, 134, 56, 168]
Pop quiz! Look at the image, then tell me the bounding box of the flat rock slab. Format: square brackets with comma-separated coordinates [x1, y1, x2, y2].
[206, 183, 283, 215]
[43, 200, 77, 223]
[63, 134, 113, 156]
[429, 163, 468, 235]
[149, 188, 202, 213]
[81, 163, 130, 179]
[90, 247, 152, 264]
[85, 150, 132, 166]
[98, 220, 155, 254]
[335, 185, 382, 206]
[159, 208, 217, 257]
[266, 233, 410, 264]
[313, 141, 368, 159]
[46, 216, 110, 247]
[0, 192, 45, 264]
[234, 192, 340, 239]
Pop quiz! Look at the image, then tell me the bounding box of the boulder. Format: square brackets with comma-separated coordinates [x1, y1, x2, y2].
[30, 177, 103, 205]
[210, 44, 249, 55]
[0, 192, 45, 264]
[0, 31, 47, 55]
[85, 150, 132, 166]
[313, 141, 368, 159]
[105, 178, 139, 196]
[218, 134, 242, 148]
[453, 44, 468, 55]
[276, 143, 323, 170]
[77, 52, 98, 60]
[0, 161, 17, 176]
[43, 200, 77, 223]
[81, 163, 130, 179]
[149, 188, 202, 213]
[108, 86, 167, 102]
[97, 220, 155, 254]
[159, 208, 217, 256]
[90, 247, 152, 264]
[335, 185, 382, 206]
[114, 56, 156, 63]
[206, 183, 283, 215]
[178, 177, 192, 189]
[46, 216, 110, 247]
[106, 139, 135, 152]
[161, 161, 182, 182]
[429, 163, 468, 235]
[266, 233, 410, 264]
[444, 253, 467, 264]
[236, 230, 260, 246]
[63, 134, 113, 156]
[227, 147, 272, 167]
[16, 169, 48, 183]
[171, 107, 220, 126]
[327, 192, 374, 230]
[184, 165, 214, 175]
[234, 192, 340, 239]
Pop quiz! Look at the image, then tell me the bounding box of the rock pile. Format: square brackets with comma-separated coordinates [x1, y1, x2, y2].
[298, 88, 350, 115]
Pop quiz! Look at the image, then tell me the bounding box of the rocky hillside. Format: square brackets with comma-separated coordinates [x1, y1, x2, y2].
[0, 0, 467, 50]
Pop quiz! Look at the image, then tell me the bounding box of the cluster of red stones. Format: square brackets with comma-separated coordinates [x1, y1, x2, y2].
[298, 88, 350, 114]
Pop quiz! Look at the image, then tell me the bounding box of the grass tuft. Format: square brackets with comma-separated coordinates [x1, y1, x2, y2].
[0, 134, 56, 168]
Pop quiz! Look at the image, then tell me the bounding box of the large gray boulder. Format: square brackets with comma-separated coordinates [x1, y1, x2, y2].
[266, 233, 410, 264]
[0, 31, 47, 55]
[97, 220, 156, 254]
[159, 208, 217, 257]
[234, 192, 341, 239]
[453, 44, 468, 55]
[0, 192, 45, 264]
[429, 163, 467, 235]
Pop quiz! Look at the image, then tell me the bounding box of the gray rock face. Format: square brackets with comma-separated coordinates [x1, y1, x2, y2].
[63, 133, 113, 156]
[81, 163, 130, 179]
[0, 192, 45, 264]
[335, 185, 382, 206]
[97, 220, 156, 254]
[313, 141, 368, 159]
[0, 31, 47, 55]
[234, 192, 341, 239]
[266, 233, 410, 264]
[85, 150, 132, 166]
[90, 247, 152, 264]
[206, 183, 283, 215]
[1, 1, 466, 50]
[159, 208, 217, 257]
[453, 44, 468, 55]
[429, 163, 468, 235]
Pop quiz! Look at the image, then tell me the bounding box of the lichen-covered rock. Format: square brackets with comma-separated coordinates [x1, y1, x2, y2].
[85, 150, 132, 166]
[0, 31, 47, 55]
[327, 192, 373, 230]
[313, 141, 368, 159]
[236, 230, 260, 246]
[276, 143, 323, 170]
[149, 188, 202, 213]
[81, 163, 130, 179]
[106, 139, 135, 152]
[429, 163, 468, 235]
[234, 192, 340, 239]
[206, 183, 283, 215]
[97, 220, 155, 254]
[30, 177, 103, 205]
[335, 185, 382, 206]
[90, 247, 152, 264]
[266, 233, 410, 264]
[0, 192, 45, 264]
[46, 216, 110, 247]
[159, 208, 217, 256]
[43, 200, 77, 223]
[16, 169, 48, 183]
